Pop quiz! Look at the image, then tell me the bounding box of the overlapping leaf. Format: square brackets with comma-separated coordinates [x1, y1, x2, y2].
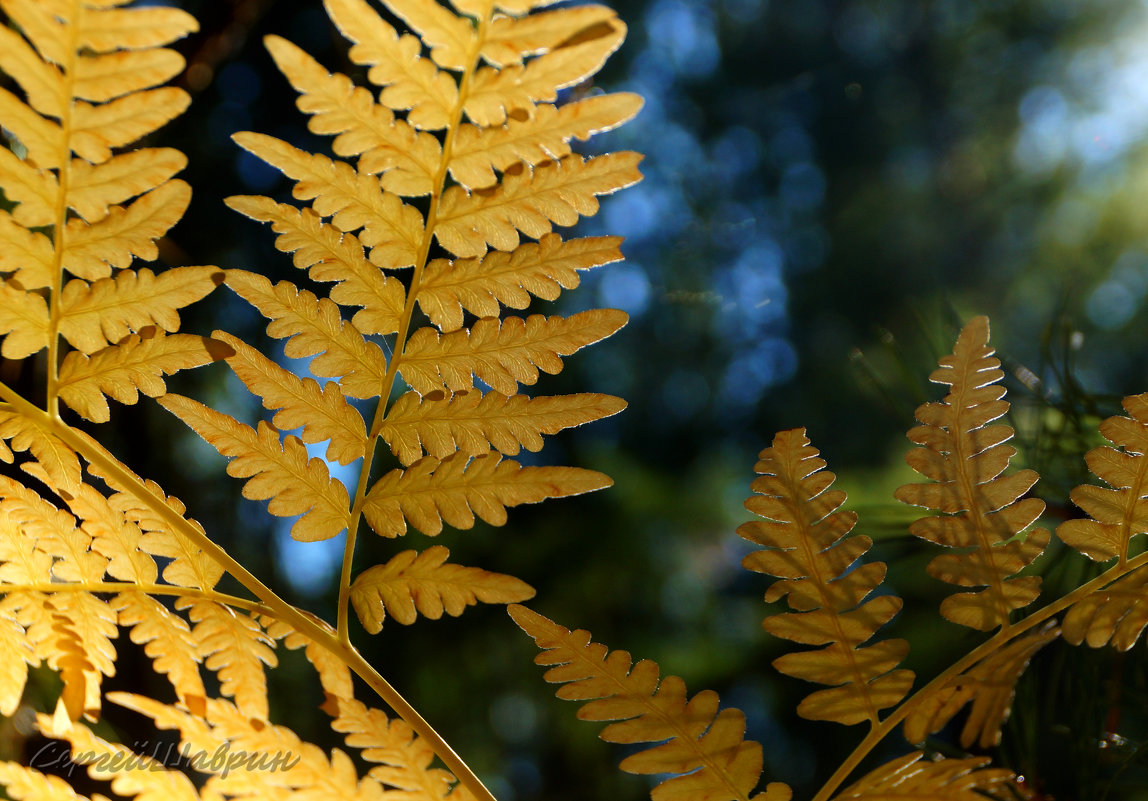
[895, 316, 1049, 631]
[833, 752, 1015, 800]
[740, 428, 913, 726]
[1063, 564, 1148, 650]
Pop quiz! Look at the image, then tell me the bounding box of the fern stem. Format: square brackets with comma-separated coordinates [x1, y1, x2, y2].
[0, 582, 275, 616]
[811, 549, 1148, 801]
[338, 1, 495, 642]
[0, 378, 500, 801]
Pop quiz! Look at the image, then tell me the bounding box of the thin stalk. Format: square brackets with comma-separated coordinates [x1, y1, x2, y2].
[0, 582, 274, 617]
[0, 379, 499, 801]
[811, 550, 1148, 801]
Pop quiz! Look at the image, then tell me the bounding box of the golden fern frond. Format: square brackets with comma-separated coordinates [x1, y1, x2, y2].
[57, 266, 220, 354]
[233, 132, 425, 269]
[509, 604, 791, 801]
[464, 11, 626, 126]
[1058, 393, 1148, 562]
[0, 763, 89, 801]
[112, 591, 206, 708]
[264, 34, 440, 196]
[223, 270, 390, 399]
[214, 331, 369, 466]
[57, 331, 226, 423]
[328, 695, 474, 801]
[350, 545, 534, 632]
[180, 600, 277, 721]
[0, 411, 83, 493]
[380, 389, 626, 465]
[399, 310, 628, 395]
[833, 752, 1015, 800]
[362, 451, 611, 537]
[158, 394, 352, 542]
[482, 4, 622, 67]
[224, 196, 407, 334]
[1063, 563, 1148, 649]
[894, 316, 1049, 631]
[0, 283, 50, 359]
[0, 211, 53, 288]
[418, 234, 624, 331]
[903, 621, 1059, 749]
[435, 152, 643, 257]
[450, 93, 643, 190]
[262, 613, 355, 700]
[740, 428, 913, 727]
[324, 0, 459, 131]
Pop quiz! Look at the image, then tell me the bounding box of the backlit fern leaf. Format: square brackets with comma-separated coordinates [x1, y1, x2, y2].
[740, 428, 913, 727]
[894, 316, 1049, 631]
[833, 752, 1016, 800]
[509, 604, 793, 801]
[1063, 564, 1148, 649]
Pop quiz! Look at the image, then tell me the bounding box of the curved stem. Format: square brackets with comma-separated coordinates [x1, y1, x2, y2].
[0, 379, 499, 801]
[811, 550, 1148, 801]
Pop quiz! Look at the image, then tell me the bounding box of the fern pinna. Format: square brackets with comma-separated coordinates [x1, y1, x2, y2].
[0, 0, 639, 799]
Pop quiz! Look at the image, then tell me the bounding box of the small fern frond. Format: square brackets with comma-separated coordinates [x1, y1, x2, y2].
[894, 316, 1049, 631]
[740, 428, 913, 727]
[509, 604, 791, 801]
[158, 394, 352, 542]
[0, 411, 83, 493]
[362, 451, 610, 537]
[223, 270, 390, 399]
[903, 621, 1060, 748]
[57, 331, 227, 423]
[833, 752, 1016, 800]
[1063, 563, 1148, 649]
[1058, 393, 1148, 563]
[214, 331, 369, 466]
[182, 600, 277, 721]
[350, 545, 534, 632]
[418, 234, 624, 332]
[399, 310, 628, 395]
[380, 389, 626, 465]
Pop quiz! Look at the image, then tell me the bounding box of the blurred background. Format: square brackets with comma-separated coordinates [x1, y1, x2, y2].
[24, 0, 1148, 799]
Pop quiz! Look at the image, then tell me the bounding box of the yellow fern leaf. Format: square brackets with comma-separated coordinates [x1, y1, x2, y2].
[740, 428, 913, 726]
[450, 94, 643, 191]
[112, 591, 205, 708]
[65, 483, 155, 583]
[181, 601, 277, 721]
[0, 763, 87, 801]
[419, 234, 624, 331]
[482, 5, 621, 67]
[436, 153, 643, 257]
[72, 48, 186, 104]
[0, 475, 104, 583]
[894, 316, 1049, 631]
[0, 25, 64, 117]
[67, 148, 187, 223]
[0, 411, 82, 493]
[464, 19, 627, 125]
[1063, 564, 1148, 649]
[214, 331, 368, 466]
[45, 721, 202, 801]
[70, 88, 191, 164]
[262, 613, 355, 700]
[1058, 393, 1148, 562]
[234, 131, 424, 268]
[399, 310, 628, 395]
[224, 270, 390, 398]
[0, 282, 50, 359]
[509, 604, 791, 801]
[76, 5, 199, 52]
[263, 35, 440, 196]
[381, 389, 626, 465]
[384, 0, 476, 70]
[350, 545, 535, 632]
[904, 622, 1059, 749]
[0, 612, 32, 716]
[0, 146, 58, 226]
[57, 265, 219, 354]
[0, 211, 53, 289]
[834, 752, 1015, 800]
[325, 0, 459, 130]
[224, 196, 406, 335]
[57, 331, 226, 423]
[0, 86, 59, 168]
[159, 394, 352, 542]
[329, 695, 473, 801]
[61, 180, 192, 281]
[362, 451, 611, 537]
